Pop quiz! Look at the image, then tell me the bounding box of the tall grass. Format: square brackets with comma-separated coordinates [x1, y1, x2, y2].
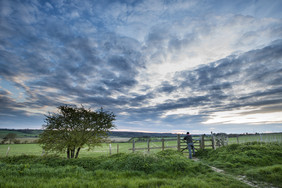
[197, 142, 282, 187]
[0, 150, 250, 188]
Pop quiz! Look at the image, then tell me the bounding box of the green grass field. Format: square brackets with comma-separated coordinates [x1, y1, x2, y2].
[0, 141, 181, 158]
[1, 136, 282, 187]
[0, 150, 251, 188]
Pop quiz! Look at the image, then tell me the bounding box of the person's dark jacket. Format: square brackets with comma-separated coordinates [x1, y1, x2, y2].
[184, 134, 193, 143]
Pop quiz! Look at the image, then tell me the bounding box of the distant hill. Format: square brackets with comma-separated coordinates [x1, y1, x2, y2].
[0, 128, 182, 139]
[1, 129, 280, 140]
[109, 131, 183, 138]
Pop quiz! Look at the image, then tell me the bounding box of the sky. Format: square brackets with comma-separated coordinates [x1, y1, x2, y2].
[0, 0, 282, 134]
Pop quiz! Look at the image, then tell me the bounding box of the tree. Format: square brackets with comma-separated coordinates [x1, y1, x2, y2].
[2, 133, 17, 144]
[38, 105, 116, 158]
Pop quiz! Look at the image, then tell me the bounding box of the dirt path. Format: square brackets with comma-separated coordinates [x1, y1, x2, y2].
[191, 158, 260, 188]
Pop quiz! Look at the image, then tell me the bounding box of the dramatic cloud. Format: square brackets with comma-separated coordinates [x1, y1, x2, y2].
[0, 0, 282, 133]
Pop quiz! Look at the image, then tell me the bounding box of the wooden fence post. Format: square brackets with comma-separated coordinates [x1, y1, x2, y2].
[177, 134, 181, 152]
[6, 146, 10, 157]
[147, 138, 150, 152]
[41, 149, 45, 156]
[117, 144, 119, 154]
[109, 144, 112, 155]
[237, 136, 239, 144]
[200, 135, 205, 149]
[211, 134, 215, 150]
[213, 135, 217, 150]
[132, 139, 135, 153]
[161, 138, 165, 151]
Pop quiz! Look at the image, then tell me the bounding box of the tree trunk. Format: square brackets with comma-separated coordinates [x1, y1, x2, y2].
[67, 148, 70, 159]
[71, 148, 75, 158]
[75, 147, 81, 158]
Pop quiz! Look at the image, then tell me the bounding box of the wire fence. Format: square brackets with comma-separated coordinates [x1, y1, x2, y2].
[227, 133, 282, 144]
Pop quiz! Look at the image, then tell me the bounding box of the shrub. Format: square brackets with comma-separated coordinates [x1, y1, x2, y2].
[13, 139, 21, 144]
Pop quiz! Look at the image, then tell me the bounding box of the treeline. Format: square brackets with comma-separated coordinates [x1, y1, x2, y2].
[0, 129, 42, 138]
[219, 132, 282, 137]
[0, 129, 182, 138]
[109, 131, 183, 138]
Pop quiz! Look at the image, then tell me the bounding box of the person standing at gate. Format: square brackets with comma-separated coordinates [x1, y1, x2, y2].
[184, 132, 195, 159]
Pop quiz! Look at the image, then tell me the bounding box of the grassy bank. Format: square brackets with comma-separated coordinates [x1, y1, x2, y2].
[197, 142, 282, 187]
[0, 150, 250, 188]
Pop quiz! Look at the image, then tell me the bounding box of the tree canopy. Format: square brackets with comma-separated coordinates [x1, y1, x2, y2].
[38, 105, 115, 158]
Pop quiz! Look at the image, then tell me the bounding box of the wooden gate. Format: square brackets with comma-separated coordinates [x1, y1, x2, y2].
[129, 134, 216, 153]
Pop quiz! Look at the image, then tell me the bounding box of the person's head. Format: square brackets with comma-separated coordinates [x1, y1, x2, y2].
[187, 132, 190, 135]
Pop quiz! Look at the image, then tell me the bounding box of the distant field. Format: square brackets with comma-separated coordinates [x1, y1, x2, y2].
[1, 129, 281, 145]
[0, 136, 130, 144]
[108, 136, 131, 142]
[0, 140, 181, 158]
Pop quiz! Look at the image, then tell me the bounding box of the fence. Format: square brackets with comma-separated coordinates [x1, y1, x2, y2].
[3, 133, 281, 157]
[228, 133, 282, 144]
[129, 134, 216, 153]
[128, 133, 282, 153]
